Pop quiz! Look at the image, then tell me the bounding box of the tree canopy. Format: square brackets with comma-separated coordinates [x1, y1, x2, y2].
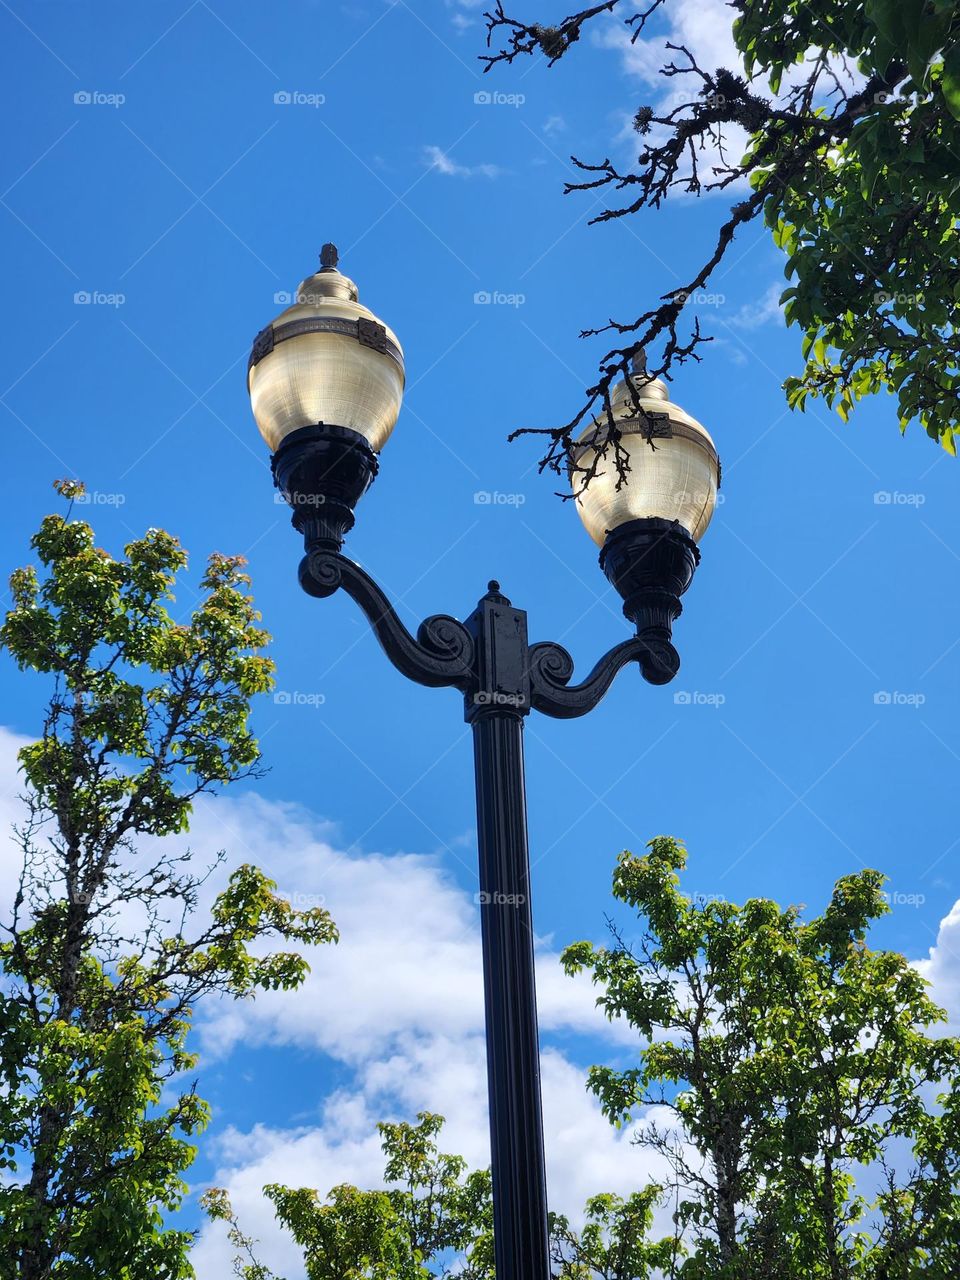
[480, 0, 960, 478]
[207, 838, 960, 1279]
[204, 1113, 671, 1280]
[563, 837, 960, 1276]
[0, 483, 337, 1279]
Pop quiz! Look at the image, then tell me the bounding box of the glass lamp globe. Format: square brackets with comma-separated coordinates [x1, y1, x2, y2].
[248, 244, 405, 454]
[247, 245, 406, 574]
[569, 353, 721, 660]
[571, 355, 720, 545]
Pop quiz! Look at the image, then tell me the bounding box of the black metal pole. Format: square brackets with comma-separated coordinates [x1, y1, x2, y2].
[464, 580, 550, 1280]
[472, 708, 550, 1280]
[294, 548, 690, 1280]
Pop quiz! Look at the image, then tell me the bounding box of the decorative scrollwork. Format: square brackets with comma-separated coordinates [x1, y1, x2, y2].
[527, 641, 574, 690]
[299, 550, 343, 599]
[637, 636, 681, 686]
[302, 551, 475, 690]
[418, 614, 475, 670]
[528, 634, 679, 718]
[299, 550, 678, 709]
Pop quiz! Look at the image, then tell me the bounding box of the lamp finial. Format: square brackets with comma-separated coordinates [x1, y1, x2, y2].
[320, 243, 339, 271]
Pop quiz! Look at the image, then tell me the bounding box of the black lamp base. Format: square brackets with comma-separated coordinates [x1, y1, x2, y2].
[271, 424, 378, 571]
[599, 517, 701, 644]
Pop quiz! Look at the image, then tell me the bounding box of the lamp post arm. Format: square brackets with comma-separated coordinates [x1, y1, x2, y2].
[528, 634, 679, 719]
[300, 550, 475, 691]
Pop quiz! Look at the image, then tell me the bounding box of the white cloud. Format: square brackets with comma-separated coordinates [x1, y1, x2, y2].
[728, 282, 785, 330]
[0, 727, 34, 908]
[191, 1032, 676, 1279]
[916, 900, 960, 1030]
[6, 723, 957, 1279]
[592, 0, 858, 197]
[544, 114, 567, 136]
[594, 0, 740, 87]
[161, 790, 664, 1277]
[423, 145, 503, 179]
[184, 790, 639, 1063]
[0, 724, 655, 1274]
[717, 339, 749, 367]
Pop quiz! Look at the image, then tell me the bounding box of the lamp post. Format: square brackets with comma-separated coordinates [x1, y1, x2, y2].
[247, 247, 720, 1280]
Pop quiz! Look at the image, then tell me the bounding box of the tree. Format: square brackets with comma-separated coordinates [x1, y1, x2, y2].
[562, 836, 960, 1277]
[204, 1113, 673, 1280]
[480, 0, 960, 479]
[0, 481, 338, 1279]
[203, 1113, 494, 1280]
[204, 842, 960, 1278]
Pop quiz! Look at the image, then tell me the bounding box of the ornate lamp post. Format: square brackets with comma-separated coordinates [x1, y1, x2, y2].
[248, 247, 720, 1280]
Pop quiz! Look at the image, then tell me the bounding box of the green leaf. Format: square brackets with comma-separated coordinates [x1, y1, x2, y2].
[942, 44, 960, 121]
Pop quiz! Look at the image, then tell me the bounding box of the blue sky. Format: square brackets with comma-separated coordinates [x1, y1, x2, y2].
[1, 0, 959, 1273]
